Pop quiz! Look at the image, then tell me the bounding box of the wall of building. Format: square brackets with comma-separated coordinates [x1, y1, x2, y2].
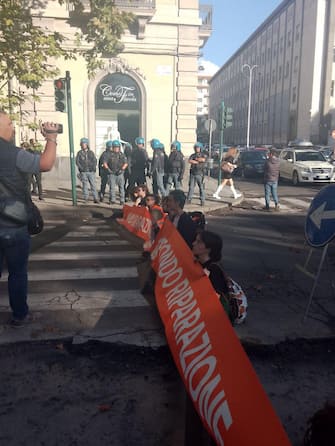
[18, 0, 206, 182]
[209, 0, 334, 147]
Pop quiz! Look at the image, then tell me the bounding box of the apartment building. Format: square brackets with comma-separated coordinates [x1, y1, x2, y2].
[20, 0, 212, 179]
[209, 0, 335, 147]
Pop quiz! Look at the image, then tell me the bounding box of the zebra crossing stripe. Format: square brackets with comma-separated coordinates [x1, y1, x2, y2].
[27, 266, 138, 281]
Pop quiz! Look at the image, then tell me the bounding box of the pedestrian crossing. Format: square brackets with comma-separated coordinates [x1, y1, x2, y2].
[243, 195, 314, 213]
[0, 217, 165, 346]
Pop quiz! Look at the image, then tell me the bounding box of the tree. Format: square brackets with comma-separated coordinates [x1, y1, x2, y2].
[62, 0, 133, 77]
[0, 0, 73, 114]
[0, 0, 133, 116]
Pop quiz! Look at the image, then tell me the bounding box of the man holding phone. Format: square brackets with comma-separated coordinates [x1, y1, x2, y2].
[0, 111, 59, 327]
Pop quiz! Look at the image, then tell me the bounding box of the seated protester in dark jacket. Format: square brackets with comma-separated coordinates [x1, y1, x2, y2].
[192, 230, 234, 322]
[166, 189, 197, 248]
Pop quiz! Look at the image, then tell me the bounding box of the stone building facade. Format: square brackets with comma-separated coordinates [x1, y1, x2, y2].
[209, 0, 335, 147]
[19, 0, 212, 180]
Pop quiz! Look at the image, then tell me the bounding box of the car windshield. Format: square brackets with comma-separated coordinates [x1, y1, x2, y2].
[242, 151, 267, 161]
[295, 151, 326, 162]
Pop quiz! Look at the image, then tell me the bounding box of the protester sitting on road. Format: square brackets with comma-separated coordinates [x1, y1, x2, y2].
[0, 112, 58, 327]
[166, 189, 197, 248]
[144, 193, 160, 210]
[192, 230, 247, 324]
[303, 402, 335, 446]
[133, 184, 148, 206]
[213, 147, 241, 200]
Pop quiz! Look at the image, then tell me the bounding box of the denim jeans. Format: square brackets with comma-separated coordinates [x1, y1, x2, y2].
[264, 181, 279, 207]
[108, 173, 125, 203]
[0, 227, 30, 319]
[166, 173, 181, 192]
[81, 171, 98, 200]
[187, 174, 205, 203]
[152, 171, 167, 197]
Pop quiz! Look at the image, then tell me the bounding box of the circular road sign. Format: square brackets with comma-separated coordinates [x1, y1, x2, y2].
[204, 119, 216, 132]
[305, 184, 335, 247]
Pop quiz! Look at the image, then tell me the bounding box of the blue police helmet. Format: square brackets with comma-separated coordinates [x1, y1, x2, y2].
[106, 140, 113, 149]
[112, 140, 121, 147]
[194, 141, 204, 150]
[80, 137, 89, 145]
[151, 138, 161, 150]
[135, 137, 145, 145]
[171, 140, 181, 151]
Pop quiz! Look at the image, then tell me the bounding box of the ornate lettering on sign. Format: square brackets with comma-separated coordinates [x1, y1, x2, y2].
[99, 84, 137, 104]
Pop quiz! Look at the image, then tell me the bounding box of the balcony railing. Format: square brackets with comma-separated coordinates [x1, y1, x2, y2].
[114, 0, 156, 10]
[67, 0, 155, 13]
[200, 4, 212, 32]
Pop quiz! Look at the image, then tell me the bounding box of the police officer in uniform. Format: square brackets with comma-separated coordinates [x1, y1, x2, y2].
[150, 139, 167, 198]
[187, 142, 207, 206]
[98, 140, 113, 202]
[129, 137, 149, 189]
[103, 140, 128, 205]
[166, 140, 185, 192]
[75, 137, 99, 203]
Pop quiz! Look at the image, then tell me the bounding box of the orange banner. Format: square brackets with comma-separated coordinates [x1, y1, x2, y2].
[151, 219, 291, 446]
[117, 205, 152, 241]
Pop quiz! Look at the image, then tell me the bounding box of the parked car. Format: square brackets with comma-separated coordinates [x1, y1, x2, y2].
[235, 149, 268, 178]
[279, 147, 335, 185]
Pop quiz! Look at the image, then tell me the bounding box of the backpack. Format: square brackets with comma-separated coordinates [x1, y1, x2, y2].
[214, 263, 248, 325]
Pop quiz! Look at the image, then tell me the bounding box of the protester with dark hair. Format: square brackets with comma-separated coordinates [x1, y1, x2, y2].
[166, 189, 196, 248]
[192, 230, 247, 324]
[303, 403, 335, 446]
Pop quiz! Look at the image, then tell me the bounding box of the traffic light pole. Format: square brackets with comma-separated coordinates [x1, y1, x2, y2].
[65, 71, 77, 206]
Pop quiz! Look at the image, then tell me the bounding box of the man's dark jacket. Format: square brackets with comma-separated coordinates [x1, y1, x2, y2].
[264, 155, 280, 182]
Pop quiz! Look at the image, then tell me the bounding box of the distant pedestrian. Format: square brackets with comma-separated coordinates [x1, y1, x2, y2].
[28, 139, 44, 200]
[187, 142, 207, 206]
[103, 140, 128, 205]
[166, 140, 185, 192]
[75, 137, 99, 203]
[263, 148, 280, 211]
[213, 147, 241, 200]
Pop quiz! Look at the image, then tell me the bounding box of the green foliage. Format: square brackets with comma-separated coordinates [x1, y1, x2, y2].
[0, 0, 73, 112]
[63, 0, 134, 77]
[0, 0, 133, 115]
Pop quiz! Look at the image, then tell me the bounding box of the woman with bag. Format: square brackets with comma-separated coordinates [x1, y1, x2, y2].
[192, 230, 247, 325]
[213, 147, 241, 200]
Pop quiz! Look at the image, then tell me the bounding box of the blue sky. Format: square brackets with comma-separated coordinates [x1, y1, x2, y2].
[201, 0, 283, 67]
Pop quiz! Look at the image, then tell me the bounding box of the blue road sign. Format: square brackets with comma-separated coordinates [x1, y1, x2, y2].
[305, 184, 335, 247]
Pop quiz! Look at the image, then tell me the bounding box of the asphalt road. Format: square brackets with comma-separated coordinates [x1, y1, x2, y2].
[0, 181, 334, 446]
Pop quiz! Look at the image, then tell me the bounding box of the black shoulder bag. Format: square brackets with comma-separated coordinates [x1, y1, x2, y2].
[0, 180, 43, 235]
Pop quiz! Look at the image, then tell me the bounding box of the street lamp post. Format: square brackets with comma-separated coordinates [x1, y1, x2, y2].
[242, 63, 258, 148]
